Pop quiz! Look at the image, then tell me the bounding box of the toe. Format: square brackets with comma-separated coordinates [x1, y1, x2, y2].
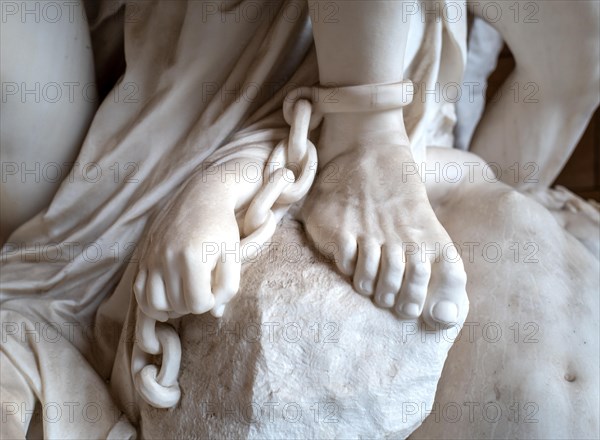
[395, 253, 431, 318]
[422, 257, 468, 328]
[333, 231, 358, 276]
[353, 238, 381, 296]
[422, 258, 468, 328]
[307, 224, 358, 277]
[374, 244, 404, 308]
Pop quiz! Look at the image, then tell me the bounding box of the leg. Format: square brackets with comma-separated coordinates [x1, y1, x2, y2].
[0, 0, 97, 243]
[453, 17, 504, 150]
[0, 352, 37, 439]
[302, 1, 468, 327]
[411, 147, 599, 438]
[469, 0, 600, 188]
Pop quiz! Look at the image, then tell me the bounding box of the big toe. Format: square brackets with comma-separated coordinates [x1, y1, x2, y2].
[423, 260, 468, 328]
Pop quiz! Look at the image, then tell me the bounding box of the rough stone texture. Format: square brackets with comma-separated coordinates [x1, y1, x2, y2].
[140, 218, 466, 439]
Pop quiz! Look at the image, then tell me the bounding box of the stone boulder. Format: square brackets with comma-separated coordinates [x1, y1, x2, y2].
[140, 218, 466, 438]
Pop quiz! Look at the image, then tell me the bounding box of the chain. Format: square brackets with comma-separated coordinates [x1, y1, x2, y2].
[131, 310, 181, 408]
[132, 91, 321, 408]
[131, 80, 414, 408]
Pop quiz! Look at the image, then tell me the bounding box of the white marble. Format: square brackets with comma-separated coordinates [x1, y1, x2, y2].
[139, 217, 466, 439]
[0, 0, 96, 242]
[1, 0, 599, 439]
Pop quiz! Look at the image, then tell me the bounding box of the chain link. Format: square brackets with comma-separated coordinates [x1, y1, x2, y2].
[132, 91, 320, 408]
[131, 309, 181, 408]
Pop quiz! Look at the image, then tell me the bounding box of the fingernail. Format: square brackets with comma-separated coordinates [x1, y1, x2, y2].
[402, 302, 420, 318]
[211, 304, 226, 318]
[432, 301, 458, 323]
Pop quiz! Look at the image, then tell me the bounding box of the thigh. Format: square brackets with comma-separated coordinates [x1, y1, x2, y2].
[0, 1, 97, 241]
[465, 0, 599, 188]
[418, 148, 600, 438]
[470, 0, 599, 80]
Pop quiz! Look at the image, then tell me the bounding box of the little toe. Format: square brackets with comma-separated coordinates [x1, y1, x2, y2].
[374, 244, 404, 308]
[422, 259, 468, 328]
[353, 239, 381, 296]
[395, 253, 431, 318]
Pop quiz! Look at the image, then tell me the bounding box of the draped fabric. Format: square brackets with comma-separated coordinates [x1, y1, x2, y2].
[0, 1, 466, 437]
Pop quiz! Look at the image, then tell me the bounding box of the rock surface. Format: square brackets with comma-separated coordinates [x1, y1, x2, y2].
[140, 218, 466, 439]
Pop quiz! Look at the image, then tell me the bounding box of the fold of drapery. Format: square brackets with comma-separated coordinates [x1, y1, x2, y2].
[1, 1, 466, 437]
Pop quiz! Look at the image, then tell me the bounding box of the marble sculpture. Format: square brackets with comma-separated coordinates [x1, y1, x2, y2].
[1, 0, 599, 438]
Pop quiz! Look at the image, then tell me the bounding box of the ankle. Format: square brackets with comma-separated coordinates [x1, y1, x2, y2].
[322, 109, 409, 139]
[318, 110, 410, 164]
[283, 81, 414, 165]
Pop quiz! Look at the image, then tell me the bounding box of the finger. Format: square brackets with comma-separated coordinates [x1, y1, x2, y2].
[145, 271, 169, 322]
[163, 258, 187, 315]
[212, 256, 241, 316]
[181, 251, 215, 315]
[133, 268, 150, 313]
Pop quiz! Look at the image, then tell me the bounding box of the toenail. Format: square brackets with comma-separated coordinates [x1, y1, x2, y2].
[432, 301, 458, 323]
[382, 293, 395, 307]
[402, 302, 420, 318]
[359, 281, 371, 294]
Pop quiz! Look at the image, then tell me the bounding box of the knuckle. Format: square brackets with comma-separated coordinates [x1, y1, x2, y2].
[411, 263, 431, 282]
